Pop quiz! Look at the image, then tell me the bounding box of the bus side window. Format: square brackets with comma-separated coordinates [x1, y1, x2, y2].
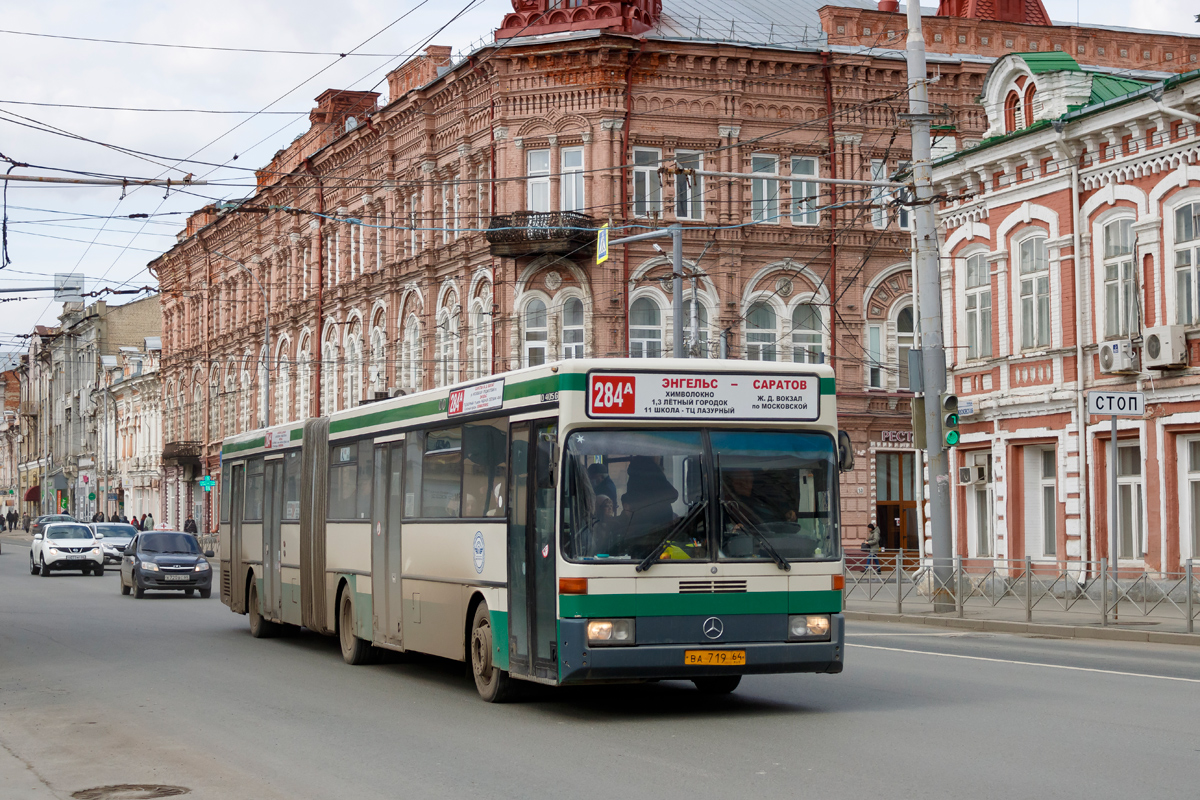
[403, 433, 423, 518]
[328, 443, 358, 521]
[355, 439, 373, 520]
[283, 451, 301, 521]
[219, 467, 232, 523]
[463, 419, 508, 518]
[244, 458, 265, 521]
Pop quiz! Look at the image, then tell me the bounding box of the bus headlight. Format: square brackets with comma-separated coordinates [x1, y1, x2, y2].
[587, 618, 635, 646]
[788, 614, 832, 641]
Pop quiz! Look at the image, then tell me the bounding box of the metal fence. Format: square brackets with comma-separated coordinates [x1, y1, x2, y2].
[845, 552, 1198, 634]
[196, 532, 219, 557]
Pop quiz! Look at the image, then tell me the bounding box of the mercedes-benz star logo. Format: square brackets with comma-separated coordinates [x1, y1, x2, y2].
[702, 617, 724, 640]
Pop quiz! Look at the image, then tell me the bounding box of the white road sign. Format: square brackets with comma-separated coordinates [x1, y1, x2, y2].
[1087, 390, 1144, 416]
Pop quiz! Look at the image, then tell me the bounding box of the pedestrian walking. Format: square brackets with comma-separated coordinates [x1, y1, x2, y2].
[145, 512, 154, 529]
[183, 515, 198, 534]
[6, 509, 16, 531]
[865, 523, 882, 574]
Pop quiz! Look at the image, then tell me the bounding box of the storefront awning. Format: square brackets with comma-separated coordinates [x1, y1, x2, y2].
[23, 485, 40, 503]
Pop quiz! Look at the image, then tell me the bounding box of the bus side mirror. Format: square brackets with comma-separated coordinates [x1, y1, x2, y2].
[838, 430, 855, 473]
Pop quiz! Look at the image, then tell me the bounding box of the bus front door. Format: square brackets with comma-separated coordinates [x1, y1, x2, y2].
[262, 459, 284, 621]
[371, 442, 404, 647]
[508, 420, 559, 682]
[229, 463, 246, 613]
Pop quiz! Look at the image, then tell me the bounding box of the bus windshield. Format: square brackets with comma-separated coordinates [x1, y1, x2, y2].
[561, 429, 838, 563]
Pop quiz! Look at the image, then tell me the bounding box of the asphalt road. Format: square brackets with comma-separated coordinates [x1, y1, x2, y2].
[1, 537, 1198, 800]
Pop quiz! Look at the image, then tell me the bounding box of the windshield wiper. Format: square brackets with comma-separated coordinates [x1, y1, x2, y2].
[721, 499, 791, 571]
[635, 501, 708, 573]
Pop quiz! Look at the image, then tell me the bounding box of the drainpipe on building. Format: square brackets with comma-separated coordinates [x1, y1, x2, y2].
[621, 40, 646, 357]
[1063, 129, 1091, 574]
[822, 51, 839, 364]
[304, 158, 326, 417]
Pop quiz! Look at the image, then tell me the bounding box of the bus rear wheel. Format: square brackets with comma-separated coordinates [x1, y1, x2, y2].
[470, 603, 515, 703]
[338, 588, 373, 665]
[248, 583, 278, 639]
[693, 675, 742, 695]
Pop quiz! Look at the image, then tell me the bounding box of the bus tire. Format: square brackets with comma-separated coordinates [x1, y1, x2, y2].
[692, 675, 742, 695]
[470, 602, 515, 703]
[248, 582, 278, 639]
[338, 588, 373, 665]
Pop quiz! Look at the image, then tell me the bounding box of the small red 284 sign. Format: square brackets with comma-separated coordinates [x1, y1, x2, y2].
[589, 374, 636, 415]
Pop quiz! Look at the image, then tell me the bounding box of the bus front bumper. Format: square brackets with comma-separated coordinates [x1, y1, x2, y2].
[558, 614, 844, 684]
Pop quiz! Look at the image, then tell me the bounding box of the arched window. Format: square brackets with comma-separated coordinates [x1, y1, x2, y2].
[629, 297, 662, 358]
[683, 298, 709, 357]
[746, 302, 777, 361]
[471, 301, 492, 378]
[1023, 85, 1037, 129]
[436, 294, 460, 387]
[240, 364, 251, 432]
[297, 342, 311, 421]
[322, 337, 339, 413]
[369, 325, 386, 398]
[896, 305, 915, 389]
[401, 315, 422, 389]
[1102, 218, 1135, 338]
[192, 386, 203, 439]
[224, 366, 236, 438]
[277, 355, 291, 424]
[562, 297, 585, 359]
[791, 303, 823, 363]
[1004, 90, 1021, 134]
[257, 346, 269, 428]
[344, 327, 363, 408]
[524, 298, 548, 366]
[209, 372, 219, 440]
[1174, 202, 1200, 324]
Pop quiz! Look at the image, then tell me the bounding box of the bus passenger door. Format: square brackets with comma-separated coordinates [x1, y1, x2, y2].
[262, 459, 284, 621]
[508, 419, 559, 681]
[371, 442, 404, 647]
[229, 463, 246, 613]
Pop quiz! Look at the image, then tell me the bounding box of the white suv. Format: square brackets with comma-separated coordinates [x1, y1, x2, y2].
[30, 522, 105, 576]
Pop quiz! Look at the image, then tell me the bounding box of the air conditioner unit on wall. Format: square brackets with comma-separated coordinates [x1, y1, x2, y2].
[1099, 340, 1137, 374]
[957, 465, 989, 485]
[1143, 326, 1188, 369]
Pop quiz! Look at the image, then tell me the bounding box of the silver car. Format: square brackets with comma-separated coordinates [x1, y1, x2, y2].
[92, 523, 137, 564]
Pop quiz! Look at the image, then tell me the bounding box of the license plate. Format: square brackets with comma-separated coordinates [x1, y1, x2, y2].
[66, 554, 86, 560]
[163, 575, 191, 581]
[684, 650, 746, 666]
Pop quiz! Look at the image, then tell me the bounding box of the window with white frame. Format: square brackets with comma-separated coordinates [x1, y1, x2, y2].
[632, 148, 662, 216]
[871, 159, 888, 229]
[683, 298, 709, 357]
[629, 297, 662, 358]
[297, 348, 311, 420]
[435, 300, 459, 388]
[322, 340, 338, 413]
[1185, 439, 1200, 560]
[345, 332, 363, 408]
[277, 356, 291, 424]
[867, 325, 883, 388]
[1024, 447, 1057, 558]
[527, 150, 551, 213]
[1019, 236, 1050, 348]
[370, 326, 386, 397]
[562, 147, 584, 212]
[791, 156, 819, 226]
[975, 481, 993, 557]
[1104, 218, 1136, 338]
[966, 253, 992, 360]
[1175, 202, 1200, 324]
[746, 302, 777, 361]
[751, 155, 779, 224]
[401, 316, 421, 389]
[1115, 443, 1144, 559]
[562, 298, 584, 359]
[791, 303, 823, 363]
[675, 151, 703, 220]
[471, 303, 491, 378]
[524, 298, 548, 367]
[1040, 449, 1056, 557]
[896, 305, 914, 390]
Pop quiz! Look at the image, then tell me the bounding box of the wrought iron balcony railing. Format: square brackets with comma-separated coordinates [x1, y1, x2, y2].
[485, 211, 597, 257]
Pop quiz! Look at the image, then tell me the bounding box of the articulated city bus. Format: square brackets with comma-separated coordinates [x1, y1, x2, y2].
[219, 358, 850, 701]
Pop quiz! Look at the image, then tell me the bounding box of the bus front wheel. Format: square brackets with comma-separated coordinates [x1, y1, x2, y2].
[470, 603, 516, 703]
[338, 588, 373, 665]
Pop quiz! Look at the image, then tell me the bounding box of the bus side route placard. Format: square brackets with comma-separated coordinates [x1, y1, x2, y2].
[587, 371, 820, 421]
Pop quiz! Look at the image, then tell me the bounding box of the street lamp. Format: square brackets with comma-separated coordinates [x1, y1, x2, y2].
[213, 252, 270, 430]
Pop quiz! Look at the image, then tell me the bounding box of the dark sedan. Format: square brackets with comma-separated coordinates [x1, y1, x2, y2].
[120, 531, 215, 598]
[31, 514, 75, 537]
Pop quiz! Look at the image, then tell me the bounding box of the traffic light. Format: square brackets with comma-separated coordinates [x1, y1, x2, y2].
[941, 393, 960, 447]
[911, 396, 927, 450]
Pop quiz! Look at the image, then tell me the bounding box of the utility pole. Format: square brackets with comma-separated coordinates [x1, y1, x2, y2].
[905, 2, 954, 611]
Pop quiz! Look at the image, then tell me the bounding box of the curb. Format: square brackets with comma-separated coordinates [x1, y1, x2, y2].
[843, 610, 1200, 646]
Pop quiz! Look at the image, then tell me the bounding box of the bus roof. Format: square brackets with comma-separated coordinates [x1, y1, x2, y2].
[222, 358, 836, 456]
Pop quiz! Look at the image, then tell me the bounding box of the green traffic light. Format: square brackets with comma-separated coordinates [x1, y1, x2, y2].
[946, 413, 959, 427]
[946, 430, 961, 446]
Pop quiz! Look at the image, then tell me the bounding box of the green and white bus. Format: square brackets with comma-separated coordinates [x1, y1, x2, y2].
[219, 358, 850, 701]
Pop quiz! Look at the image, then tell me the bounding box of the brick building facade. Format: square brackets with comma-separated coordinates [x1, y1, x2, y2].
[150, 0, 1197, 544]
[933, 52, 1200, 572]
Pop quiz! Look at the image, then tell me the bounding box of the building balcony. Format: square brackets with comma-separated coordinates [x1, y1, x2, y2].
[162, 440, 202, 466]
[486, 211, 597, 257]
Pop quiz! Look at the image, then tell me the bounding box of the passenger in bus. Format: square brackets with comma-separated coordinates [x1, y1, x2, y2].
[587, 463, 618, 517]
[616, 456, 680, 555]
[723, 469, 797, 529]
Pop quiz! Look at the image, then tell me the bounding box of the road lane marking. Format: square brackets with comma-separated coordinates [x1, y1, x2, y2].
[847, 643, 1200, 684]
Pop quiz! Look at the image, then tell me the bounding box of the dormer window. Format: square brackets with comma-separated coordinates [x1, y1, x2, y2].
[1004, 91, 1022, 133]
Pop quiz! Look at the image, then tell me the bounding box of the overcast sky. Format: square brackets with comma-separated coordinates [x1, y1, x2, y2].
[0, 0, 1194, 350]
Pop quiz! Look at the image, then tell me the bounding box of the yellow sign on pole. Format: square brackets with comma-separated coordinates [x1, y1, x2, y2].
[596, 223, 609, 265]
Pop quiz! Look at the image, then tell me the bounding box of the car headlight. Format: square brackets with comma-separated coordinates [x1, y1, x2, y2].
[194, 561, 211, 572]
[90, 548, 100, 554]
[48, 547, 59, 554]
[788, 614, 832, 641]
[140, 561, 159, 572]
[586, 618, 635, 646]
